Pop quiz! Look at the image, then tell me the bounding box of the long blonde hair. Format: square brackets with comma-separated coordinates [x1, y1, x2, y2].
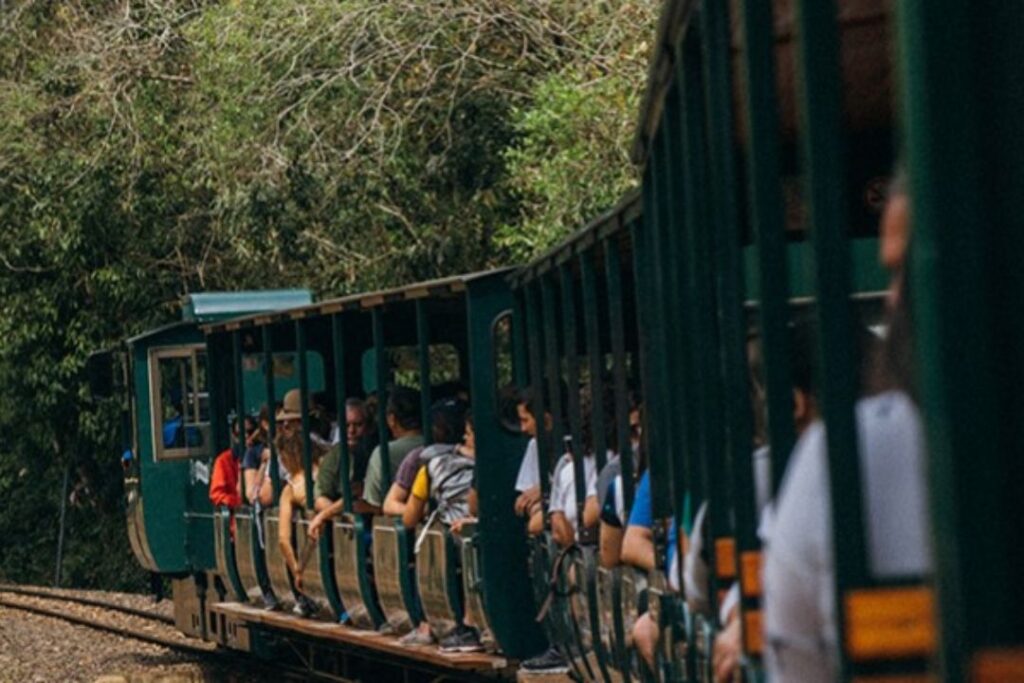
[274, 430, 325, 477]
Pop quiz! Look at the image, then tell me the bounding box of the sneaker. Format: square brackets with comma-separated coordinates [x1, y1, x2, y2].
[520, 647, 569, 674]
[292, 595, 318, 618]
[439, 625, 483, 653]
[377, 621, 396, 636]
[398, 626, 435, 647]
[261, 591, 279, 611]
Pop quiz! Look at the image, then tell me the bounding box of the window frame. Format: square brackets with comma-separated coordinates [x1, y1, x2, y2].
[148, 344, 212, 461]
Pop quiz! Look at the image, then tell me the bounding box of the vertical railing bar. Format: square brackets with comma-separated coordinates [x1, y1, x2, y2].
[297, 320, 314, 510]
[794, 1, 866, 676]
[232, 331, 248, 501]
[541, 273, 565, 462]
[738, 0, 797, 497]
[701, 0, 756, 628]
[560, 264, 588, 534]
[331, 314, 353, 513]
[646, 130, 675, 531]
[262, 326, 281, 499]
[525, 281, 552, 507]
[372, 308, 391, 492]
[415, 300, 433, 446]
[605, 236, 635, 511]
[580, 248, 608, 471]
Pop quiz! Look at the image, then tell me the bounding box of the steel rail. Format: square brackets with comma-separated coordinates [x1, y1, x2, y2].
[0, 584, 175, 624]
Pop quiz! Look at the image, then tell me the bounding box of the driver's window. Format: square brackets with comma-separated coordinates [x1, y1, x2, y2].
[151, 347, 211, 460]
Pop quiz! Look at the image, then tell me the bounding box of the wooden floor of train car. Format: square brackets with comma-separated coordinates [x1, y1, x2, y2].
[212, 602, 511, 674]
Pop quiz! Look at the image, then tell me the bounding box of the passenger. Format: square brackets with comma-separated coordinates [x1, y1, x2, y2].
[209, 415, 250, 511]
[687, 322, 819, 682]
[396, 399, 472, 648]
[359, 386, 425, 514]
[351, 394, 379, 500]
[534, 387, 600, 547]
[275, 403, 327, 618]
[308, 398, 372, 539]
[622, 469, 683, 671]
[242, 406, 270, 505]
[762, 174, 929, 682]
[593, 398, 643, 568]
[512, 385, 563, 525]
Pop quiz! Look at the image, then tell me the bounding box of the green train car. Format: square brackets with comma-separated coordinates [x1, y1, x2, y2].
[95, 0, 1024, 681]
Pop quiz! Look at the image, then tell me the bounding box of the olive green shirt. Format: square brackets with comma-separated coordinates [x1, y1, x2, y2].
[361, 434, 424, 507]
[314, 444, 348, 503]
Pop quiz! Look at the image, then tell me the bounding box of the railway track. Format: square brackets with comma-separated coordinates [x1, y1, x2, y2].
[0, 587, 213, 658]
[0, 586, 347, 681]
[0, 583, 175, 625]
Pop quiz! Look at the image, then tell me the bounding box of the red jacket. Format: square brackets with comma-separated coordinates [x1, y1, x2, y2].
[209, 449, 241, 509]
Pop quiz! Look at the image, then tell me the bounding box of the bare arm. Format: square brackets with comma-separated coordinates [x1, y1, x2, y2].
[514, 485, 540, 516]
[467, 487, 478, 517]
[244, 468, 261, 505]
[278, 488, 302, 588]
[620, 524, 655, 571]
[551, 511, 575, 548]
[309, 497, 344, 540]
[599, 522, 624, 568]
[582, 494, 600, 529]
[527, 505, 544, 535]
[383, 483, 410, 517]
[402, 493, 428, 529]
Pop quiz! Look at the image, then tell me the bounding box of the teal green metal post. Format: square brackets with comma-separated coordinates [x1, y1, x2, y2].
[605, 237, 635, 510]
[701, 0, 755, 630]
[580, 248, 608, 471]
[232, 331, 247, 498]
[372, 308, 391, 491]
[331, 314, 354, 513]
[794, 2, 866, 678]
[524, 282, 552, 505]
[540, 273, 565, 456]
[738, 0, 796, 494]
[898, 0, 1024, 678]
[296, 320, 314, 510]
[559, 264, 587, 524]
[262, 326, 282, 498]
[415, 300, 433, 445]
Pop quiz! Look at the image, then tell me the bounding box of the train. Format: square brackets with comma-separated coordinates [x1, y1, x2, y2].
[87, 0, 1024, 681]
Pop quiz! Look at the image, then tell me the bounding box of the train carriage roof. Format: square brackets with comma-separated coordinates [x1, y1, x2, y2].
[632, 0, 693, 165]
[202, 268, 514, 335]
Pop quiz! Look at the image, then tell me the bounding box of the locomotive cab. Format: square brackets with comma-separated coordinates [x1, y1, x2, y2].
[114, 291, 312, 636]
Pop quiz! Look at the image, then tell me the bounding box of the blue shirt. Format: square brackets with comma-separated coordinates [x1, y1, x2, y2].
[627, 471, 680, 568]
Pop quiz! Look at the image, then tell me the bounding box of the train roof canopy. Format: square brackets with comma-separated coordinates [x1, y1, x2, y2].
[181, 290, 313, 323]
[202, 268, 513, 334]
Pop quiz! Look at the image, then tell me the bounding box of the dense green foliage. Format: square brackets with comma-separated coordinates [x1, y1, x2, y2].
[0, 1, 655, 590]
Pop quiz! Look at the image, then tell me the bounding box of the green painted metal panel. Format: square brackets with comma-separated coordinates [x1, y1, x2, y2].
[241, 351, 325, 416]
[794, 1, 866, 677]
[898, 0, 1024, 677]
[604, 237, 636, 512]
[415, 300, 432, 446]
[132, 324, 210, 573]
[262, 327, 282, 499]
[296, 321, 315, 510]
[467, 273, 547, 659]
[331, 314, 354, 513]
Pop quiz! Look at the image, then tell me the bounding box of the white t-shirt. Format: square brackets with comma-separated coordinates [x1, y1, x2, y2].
[515, 438, 540, 493]
[548, 453, 597, 536]
[678, 445, 772, 599]
[763, 391, 930, 683]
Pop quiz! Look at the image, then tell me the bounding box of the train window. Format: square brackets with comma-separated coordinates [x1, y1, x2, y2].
[492, 312, 520, 434]
[361, 345, 461, 394]
[149, 346, 212, 461]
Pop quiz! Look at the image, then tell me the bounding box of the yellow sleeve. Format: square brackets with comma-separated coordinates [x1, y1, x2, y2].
[411, 465, 430, 500]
